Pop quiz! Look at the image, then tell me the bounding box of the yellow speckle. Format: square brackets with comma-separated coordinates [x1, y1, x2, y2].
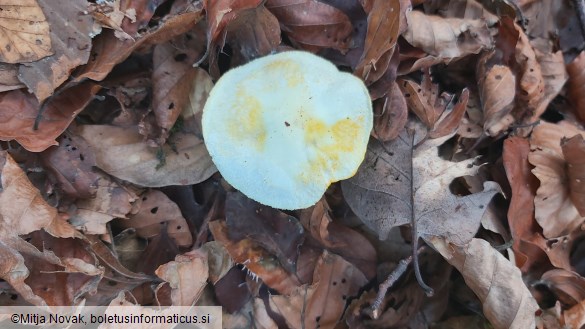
[264, 59, 304, 87]
[301, 115, 364, 183]
[227, 89, 267, 151]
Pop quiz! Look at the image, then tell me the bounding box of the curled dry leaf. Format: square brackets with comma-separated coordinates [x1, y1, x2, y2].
[152, 41, 210, 135]
[266, 0, 352, 52]
[371, 81, 408, 142]
[564, 298, 585, 329]
[155, 249, 208, 306]
[567, 51, 585, 124]
[541, 269, 585, 307]
[342, 123, 501, 243]
[269, 251, 367, 329]
[0, 82, 100, 152]
[354, 0, 399, 82]
[121, 190, 192, 248]
[18, 0, 94, 102]
[503, 137, 571, 271]
[402, 10, 493, 60]
[529, 122, 585, 238]
[0, 0, 52, 63]
[477, 57, 516, 136]
[224, 5, 281, 66]
[562, 135, 585, 216]
[429, 237, 538, 329]
[300, 200, 376, 279]
[0, 152, 77, 238]
[77, 125, 216, 187]
[74, 6, 204, 82]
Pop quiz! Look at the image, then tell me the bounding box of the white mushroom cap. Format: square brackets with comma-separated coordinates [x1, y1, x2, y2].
[202, 51, 372, 210]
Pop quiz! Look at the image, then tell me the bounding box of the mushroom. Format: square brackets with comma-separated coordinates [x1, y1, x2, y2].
[202, 51, 373, 210]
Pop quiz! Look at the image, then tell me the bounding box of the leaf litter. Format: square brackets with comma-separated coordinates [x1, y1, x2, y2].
[1, 0, 585, 328]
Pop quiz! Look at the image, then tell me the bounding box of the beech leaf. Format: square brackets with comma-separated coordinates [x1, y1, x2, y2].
[0, 0, 52, 63]
[77, 125, 217, 187]
[429, 237, 539, 329]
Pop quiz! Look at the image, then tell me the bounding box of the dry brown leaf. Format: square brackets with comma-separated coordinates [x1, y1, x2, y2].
[354, 0, 399, 81]
[77, 125, 216, 187]
[0, 82, 100, 152]
[152, 42, 210, 135]
[155, 249, 208, 306]
[512, 22, 545, 126]
[269, 251, 367, 329]
[122, 190, 192, 248]
[342, 122, 501, 243]
[0, 151, 77, 238]
[567, 51, 585, 124]
[209, 220, 303, 295]
[225, 191, 304, 274]
[430, 237, 538, 329]
[541, 269, 585, 307]
[529, 122, 585, 238]
[40, 131, 100, 199]
[0, 63, 24, 92]
[224, 5, 281, 66]
[403, 10, 493, 61]
[300, 200, 376, 279]
[266, 0, 352, 52]
[18, 0, 94, 102]
[562, 135, 585, 216]
[70, 172, 137, 234]
[74, 6, 204, 82]
[503, 137, 571, 272]
[477, 57, 516, 136]
[0, 0, 52, 63]
[424, 0, 498, 25]
[564, 298, 585, 329]
[371, 81, 408, 142]
[201, 241, 233, 284]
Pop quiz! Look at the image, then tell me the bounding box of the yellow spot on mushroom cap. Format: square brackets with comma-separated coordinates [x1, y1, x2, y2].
[202, 51, 373, 210]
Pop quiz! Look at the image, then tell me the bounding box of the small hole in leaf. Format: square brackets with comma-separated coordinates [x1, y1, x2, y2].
[174, 53, 187, 61]
[143, 196, 148, 201]
[176, 225, 182, 230]
[405, 93, 411, 97]
[332, 281, 337, 286]
[10, 294, 17, 300]
[79, 154, 85, 161]
[151, 207, 159, 214]
[168, 103, 174, 110]
[342, 295, 347, 300]
[479, 205, 484, 209]
[341, 278, 347, 284]
[316, 316, 321, 322]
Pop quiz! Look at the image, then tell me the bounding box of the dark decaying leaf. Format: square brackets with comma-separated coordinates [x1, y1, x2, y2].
[300, 200, 376, 279]
[209, 220, 303, 295]
[225, 191, 304, 274]
[266, 0, 353, 52]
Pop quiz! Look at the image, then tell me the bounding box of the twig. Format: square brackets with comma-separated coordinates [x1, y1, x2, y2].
[364, 246, 427, 319]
